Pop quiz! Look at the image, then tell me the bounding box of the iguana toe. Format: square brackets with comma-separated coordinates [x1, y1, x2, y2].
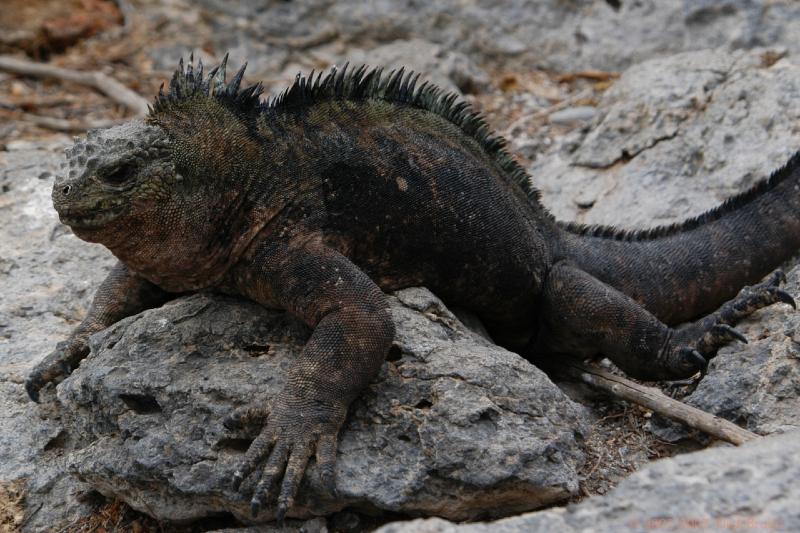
[774, 288, 796, 309]
[675, 347, 707, 376]
[227, 395, 345, 521]
[25, 376, 43, 403]
[695, 324, 747, 353]
[26, 338, 91, 403]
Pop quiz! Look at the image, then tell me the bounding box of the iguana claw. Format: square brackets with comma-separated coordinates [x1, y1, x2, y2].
[676, 347, 707, 376]
[224, 395, 345, 522]
[668, 268, 797, 381]
[25, 377, 42, 403]
[775, 289, 796, 309]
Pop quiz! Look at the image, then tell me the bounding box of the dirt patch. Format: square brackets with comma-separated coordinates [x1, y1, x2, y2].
[0, 480, 25, 533]
[576, 400, 676, 498]
[0, 0, 122, 58]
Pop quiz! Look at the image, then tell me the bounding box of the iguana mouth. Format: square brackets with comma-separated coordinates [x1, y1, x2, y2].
[58, 204, 126, 229]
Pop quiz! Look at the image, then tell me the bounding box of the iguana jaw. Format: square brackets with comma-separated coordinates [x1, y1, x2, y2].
[57, 200, 127, 229]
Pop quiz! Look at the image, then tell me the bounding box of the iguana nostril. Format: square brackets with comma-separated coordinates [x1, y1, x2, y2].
[62, 185, 71, 195]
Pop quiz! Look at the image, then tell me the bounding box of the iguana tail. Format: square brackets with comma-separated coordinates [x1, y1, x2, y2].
[552, 150, 800, 325]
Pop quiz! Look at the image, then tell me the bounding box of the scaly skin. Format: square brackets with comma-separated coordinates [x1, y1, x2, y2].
[27, 56, 797, 522]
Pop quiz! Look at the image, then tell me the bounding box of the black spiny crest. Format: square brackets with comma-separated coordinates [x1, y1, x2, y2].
[268, 64, 538, 203]
[149, 53, 264, 117]
[559, 150, 800, 241]
[150, 56, 542, 206]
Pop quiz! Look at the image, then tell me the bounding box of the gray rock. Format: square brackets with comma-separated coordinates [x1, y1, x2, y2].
[548, 106, 597, 126]
[0, 144, 116, 532]
[210, 516, 327, 533]
[533, 47, 800, 229]
[376, 431, 800, 532]
[193, 0, 800, 72]
[56, 290, 588, 524]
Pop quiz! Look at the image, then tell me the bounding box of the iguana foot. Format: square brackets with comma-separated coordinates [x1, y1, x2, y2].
[26, 339, 89, 402]
[226, 395, 343, 523]
[666, 269, 795, 377]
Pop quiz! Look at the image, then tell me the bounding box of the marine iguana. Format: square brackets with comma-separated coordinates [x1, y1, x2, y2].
[26, 56, 798, 521]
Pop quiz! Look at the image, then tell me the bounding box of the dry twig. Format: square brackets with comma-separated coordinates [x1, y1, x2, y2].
[556, 69, 620, 83]
[0, 55, 148, 116]
[264, 25, 339, 50]
[18, 112, 122, 132]
[502, 88, 593, 136]
[559, 361, 759, 446]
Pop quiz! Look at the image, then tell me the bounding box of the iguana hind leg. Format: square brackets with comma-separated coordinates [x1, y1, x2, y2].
[536, 262, 795, 381]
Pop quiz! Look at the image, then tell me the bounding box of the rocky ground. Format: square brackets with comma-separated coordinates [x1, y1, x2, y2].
[1, 1, 799, 532]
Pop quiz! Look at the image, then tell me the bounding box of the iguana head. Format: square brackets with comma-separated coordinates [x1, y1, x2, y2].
[51, 56, 271, 290]
[52, 121, 173, 238]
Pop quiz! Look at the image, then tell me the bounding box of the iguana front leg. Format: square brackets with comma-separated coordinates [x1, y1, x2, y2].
[26, 261, 169, 402]
[227, 236, 393, 521]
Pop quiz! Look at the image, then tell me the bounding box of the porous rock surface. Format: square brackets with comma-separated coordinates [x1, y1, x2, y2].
[57, 289, 588, 524]
[533, 47, 800, 229]
[376, 431, 800, 533]
[0, 141, 117, 531]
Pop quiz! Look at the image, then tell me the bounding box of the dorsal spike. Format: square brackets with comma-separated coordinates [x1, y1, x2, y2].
[212, 53, 229, 95]
[335, 63, 348, 96]
[206, 65, 219, 84]
[307, 69, 316, 98]
[371, 67, 385, 94]
[354, 66, 376, 99]
[239, 83, 264, 103]
[407, 73, 420, 97]
[320, 66, 336, 93]
[169, 68, 182, 97]
[227, 62, 247, 95]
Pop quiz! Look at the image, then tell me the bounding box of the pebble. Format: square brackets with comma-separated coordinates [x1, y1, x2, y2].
[549, 106, 598, 125]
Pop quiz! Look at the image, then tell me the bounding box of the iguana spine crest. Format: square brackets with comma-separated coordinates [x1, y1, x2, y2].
[152, 55, 800, 246]
[559, 150, 800, 241]
[150, 55, 544, 209]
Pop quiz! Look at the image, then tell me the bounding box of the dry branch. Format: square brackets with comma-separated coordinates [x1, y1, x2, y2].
[0, 55, 148, 116]
[18, 112, 121, 132]
[502, 88, 594, 136]
[555, 69, 620, 83]
[264, 25, 339, 50]
[559, 361, 759, 446]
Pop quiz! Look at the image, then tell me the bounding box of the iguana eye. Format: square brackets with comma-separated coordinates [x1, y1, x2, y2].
[101, 164, 136, 186]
